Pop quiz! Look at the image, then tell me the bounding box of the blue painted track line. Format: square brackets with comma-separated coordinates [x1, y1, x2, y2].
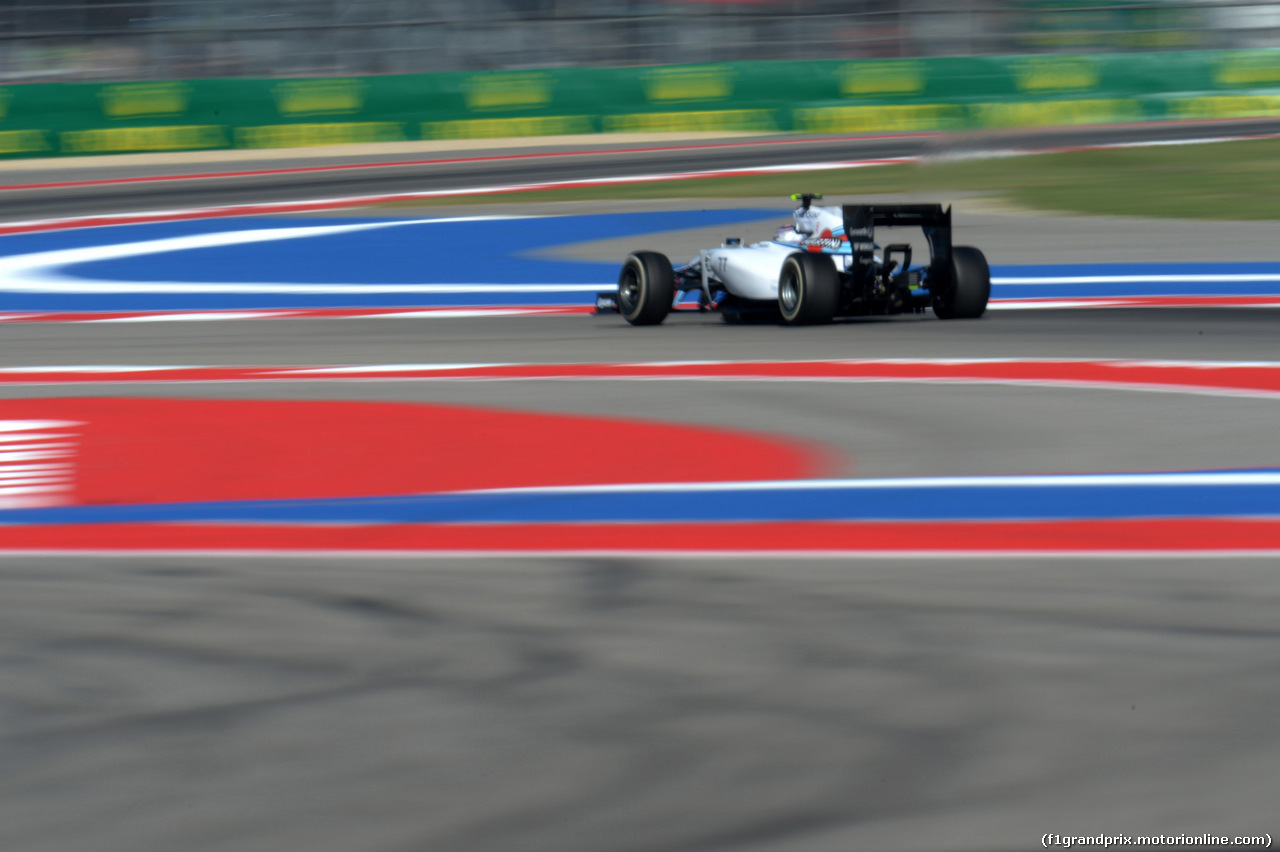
[3, 213, 1280, 313]
[5, 474, 1280, 526]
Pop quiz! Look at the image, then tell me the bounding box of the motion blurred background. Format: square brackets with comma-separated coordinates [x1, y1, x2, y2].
[3, 2, 1280, 852]
[3, 0, 1280, 81]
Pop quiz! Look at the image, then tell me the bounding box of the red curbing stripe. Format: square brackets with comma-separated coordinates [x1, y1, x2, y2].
[3, 359, 1280, 397]
[0, 306, 595, 323]
[0, 518, 1277, 553]
[0, 397, 824, 505]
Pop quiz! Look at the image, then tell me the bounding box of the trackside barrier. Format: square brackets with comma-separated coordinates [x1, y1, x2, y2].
[3, 50, 1280, 158]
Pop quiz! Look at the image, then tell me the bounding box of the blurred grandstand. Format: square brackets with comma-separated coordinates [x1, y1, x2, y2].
[1, 0, 1278, 81]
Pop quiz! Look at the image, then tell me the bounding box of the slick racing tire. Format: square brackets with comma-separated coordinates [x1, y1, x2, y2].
[618, 251, 675, 326]
[778, 252, 839, 325]
[932, 245, 990, 320]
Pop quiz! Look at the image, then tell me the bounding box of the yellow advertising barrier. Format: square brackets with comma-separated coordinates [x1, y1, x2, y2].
[6, 51, 1280, 157]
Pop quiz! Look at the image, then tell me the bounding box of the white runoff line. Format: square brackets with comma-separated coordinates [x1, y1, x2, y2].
[995, 274, 1280, 285]
[84, 311, 301, 323]
[923, 131, 1280, 165]
[451, 470, 1280, 497]
[5, 548, 1280, 560]
[1091, 133, 1280, 150]
[271, 363, 514, 375]
[0, 419, 78, 508]
[0, 216, 563, 295]
[371, 308, 564, 319]
[0, 365, 193, 374]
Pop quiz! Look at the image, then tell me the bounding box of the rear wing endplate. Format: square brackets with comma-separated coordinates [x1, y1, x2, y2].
[842, 204, 953, 289]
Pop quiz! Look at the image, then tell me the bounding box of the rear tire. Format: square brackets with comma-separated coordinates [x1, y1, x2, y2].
[618, 251, 675, 326]
[933, 246, 990, 320]
[778, 252, 839, 325]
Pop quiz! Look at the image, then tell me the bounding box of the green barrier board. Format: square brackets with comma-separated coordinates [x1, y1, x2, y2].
[3, 50, 1280, 157]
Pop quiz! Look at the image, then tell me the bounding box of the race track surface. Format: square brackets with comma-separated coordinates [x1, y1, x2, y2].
[4, 117, 1280, 221]
[1, 138, 1277, 852]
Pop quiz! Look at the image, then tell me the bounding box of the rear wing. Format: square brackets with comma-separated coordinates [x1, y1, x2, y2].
[842, 204, 953, 289]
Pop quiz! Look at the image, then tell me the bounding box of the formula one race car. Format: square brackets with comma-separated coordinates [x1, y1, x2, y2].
[605, 194, 990, 325]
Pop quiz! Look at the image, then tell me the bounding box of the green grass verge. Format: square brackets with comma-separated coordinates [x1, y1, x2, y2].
[399, 137, 1280, 219]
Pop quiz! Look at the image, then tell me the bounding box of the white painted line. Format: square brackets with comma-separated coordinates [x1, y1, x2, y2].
[1, 549, 1278, 561]
[1097, 134, 1278, 150]
[85, 311, 301, 323]
[452, 470, 1280, 497]
[0, 433, 73, 443]
[0, 493, 69, 506]
[994, 274, 1280, 284]
[0, 216, 569, 296]
[372, 308, 556, 319]
[0, 450, 73, 462]
[0, 366, 188, 374]
[0, 419, 80, 429]
[989, 300, 1133, 310]
[924, 132, 1280, 165]
[269, 363, 516, 375]
[0, 419, 76, 508]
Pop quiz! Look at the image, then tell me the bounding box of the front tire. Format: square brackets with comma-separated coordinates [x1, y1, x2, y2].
[933, 246, 990, 320]
[778, 252, 839, 325]
[618, 251, 675, 326]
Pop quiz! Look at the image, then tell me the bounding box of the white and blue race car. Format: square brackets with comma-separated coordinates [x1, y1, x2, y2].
[608, 194, 990, 325]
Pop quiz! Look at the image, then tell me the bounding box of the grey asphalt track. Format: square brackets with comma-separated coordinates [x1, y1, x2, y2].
[5, 554, 1277, 852]
[1, 306, 1275, 367]
[1, 139, 1278, 852]
[4, 117, 1280, 222]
